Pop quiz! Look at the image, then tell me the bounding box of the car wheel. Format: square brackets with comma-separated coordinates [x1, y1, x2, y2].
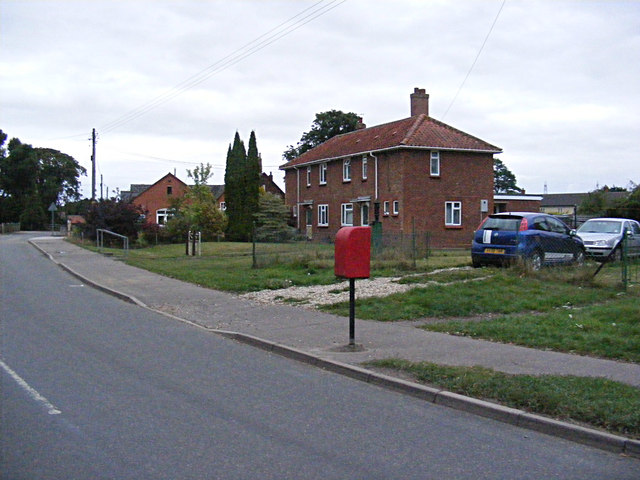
[573, 249, 585, 266]
[527, 251, 543, 271]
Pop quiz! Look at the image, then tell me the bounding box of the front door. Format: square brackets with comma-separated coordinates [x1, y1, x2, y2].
[361, 203, 370, 226]
[305, 207, 313, 239]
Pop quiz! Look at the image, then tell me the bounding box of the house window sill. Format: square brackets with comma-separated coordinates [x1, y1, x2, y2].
[445, 225, 463, 229]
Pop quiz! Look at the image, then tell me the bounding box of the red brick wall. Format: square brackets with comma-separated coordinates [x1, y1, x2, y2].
[132, 175, 188, 224]
[283, 149, 494, 248]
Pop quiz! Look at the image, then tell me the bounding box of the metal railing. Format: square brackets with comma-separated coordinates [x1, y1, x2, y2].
[96, 229, 129, 257]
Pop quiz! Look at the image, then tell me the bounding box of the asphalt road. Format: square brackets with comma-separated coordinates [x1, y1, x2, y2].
[1, 233, 638, 479]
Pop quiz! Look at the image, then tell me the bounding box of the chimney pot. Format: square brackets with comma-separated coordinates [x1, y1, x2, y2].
[410, 87, 429, 116]
[356, 116, 366, 130]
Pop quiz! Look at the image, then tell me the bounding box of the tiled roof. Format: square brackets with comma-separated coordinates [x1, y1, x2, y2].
[280, 114, 501, 169]
[539, 191, 628, 207]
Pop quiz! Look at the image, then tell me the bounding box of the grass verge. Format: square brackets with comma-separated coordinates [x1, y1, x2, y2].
[367, 359, 640, 439]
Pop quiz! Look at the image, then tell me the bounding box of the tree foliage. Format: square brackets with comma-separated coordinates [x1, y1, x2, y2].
[0, 129, 86, 226]
[224, 131, 261, 241]
[82, 199, 145, 241]
[602, 182, 640, 221]
[253, 191, 295, 242]
[493, 158, 523, 194]
[166, 163, 226, 240]
[283, 110, 361, 161]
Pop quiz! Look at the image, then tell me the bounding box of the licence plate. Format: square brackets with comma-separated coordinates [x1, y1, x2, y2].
[484, 248, 505, 254]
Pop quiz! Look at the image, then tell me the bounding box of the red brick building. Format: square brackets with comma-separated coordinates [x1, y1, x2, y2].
[123, 171, 284, 225]
[280, 88, 502, 248]
[124, 173, 189, 225]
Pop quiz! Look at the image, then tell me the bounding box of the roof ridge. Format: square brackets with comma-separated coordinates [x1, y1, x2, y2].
[426, 116, 501, 151]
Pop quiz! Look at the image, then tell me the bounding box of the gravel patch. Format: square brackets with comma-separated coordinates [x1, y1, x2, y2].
[240, 267, 487, 309]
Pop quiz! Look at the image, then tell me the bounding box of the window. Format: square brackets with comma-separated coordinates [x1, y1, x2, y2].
[156, 208, 174, 225]
[445, 201, 462, 226]
[430, 151, 440, 176]
[319, 163, 327, 185]
[362, 156, 368, 180]
[343, 159, 351, 182]
[318, 204, 328, 226]
[341, 203, 353, 226]
[392, 201, 399, 215]
[167, 185, 173, 195]
[292, 205, 298, 218]
[219, 202, 226, 211]
[383, 201, 390, 216]
[306, 166, 311, 187]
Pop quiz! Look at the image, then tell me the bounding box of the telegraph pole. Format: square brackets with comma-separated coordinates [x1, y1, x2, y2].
[91, 128, 97, 201]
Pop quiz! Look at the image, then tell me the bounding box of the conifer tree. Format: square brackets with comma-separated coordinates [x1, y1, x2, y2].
[245, 130, 262, 227]
[224, 132, 248, 240]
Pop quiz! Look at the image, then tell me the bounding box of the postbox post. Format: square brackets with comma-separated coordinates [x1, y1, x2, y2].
[334, 227, 371, 347]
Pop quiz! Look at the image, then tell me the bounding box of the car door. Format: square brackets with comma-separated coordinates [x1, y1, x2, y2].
[625, 221, 640, 257]
[545, 216, 575, 263]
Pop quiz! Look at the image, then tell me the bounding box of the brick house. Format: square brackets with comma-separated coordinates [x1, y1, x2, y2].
[280, 88, 502, 248]
[493, 194, 542, 214]
[122, 173, 189, 225]
[123, 171, 285, 225]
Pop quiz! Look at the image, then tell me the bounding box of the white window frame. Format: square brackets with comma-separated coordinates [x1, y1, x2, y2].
[341, 203, 353, 226]
[343, 158, 351, 182]
[383, 201, 390, 216]
[156, 208, 174, 225]
[219, 201, 226, 211]
[362, 156, 368, 180]
[445, 201, 462, 226]
[306, 166, 311, 186]
[361, 203, 370, 226]
[319, 162, 327, 185]
[318, 204, 328, 227]
[292, 205, 298, 218]
[392, 201, 399, 216]
[430, 151, 440, 177]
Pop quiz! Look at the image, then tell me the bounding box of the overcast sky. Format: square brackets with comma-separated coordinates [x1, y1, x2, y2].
[1, 0, 639, 199]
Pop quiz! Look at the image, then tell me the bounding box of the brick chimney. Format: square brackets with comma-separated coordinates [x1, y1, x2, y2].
[410, 87, 429, 116]
[355, 116, 366, 130]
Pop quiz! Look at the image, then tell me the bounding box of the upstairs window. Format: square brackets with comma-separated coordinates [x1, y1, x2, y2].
[362, 156, 368, 180]
[343, 159, 351, 182]
[392, 201, 399, 215]
[319, 163, 327, 185]
[306, 166, 311, 187]
[383, 201, 390, 216]
[167, 185, 173, 195]
[430, 151, 440, 176]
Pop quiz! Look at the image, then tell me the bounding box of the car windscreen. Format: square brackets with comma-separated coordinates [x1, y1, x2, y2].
[482, 216, 522, 231]
[577, 220, 621, 234]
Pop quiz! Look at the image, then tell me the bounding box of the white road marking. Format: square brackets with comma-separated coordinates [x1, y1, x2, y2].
[0, 359, 61, 415]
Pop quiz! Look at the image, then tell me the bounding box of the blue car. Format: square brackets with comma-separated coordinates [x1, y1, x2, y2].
[471, 212, 585, 270]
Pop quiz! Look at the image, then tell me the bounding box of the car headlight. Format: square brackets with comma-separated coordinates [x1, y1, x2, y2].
[593, 239, 615, 247]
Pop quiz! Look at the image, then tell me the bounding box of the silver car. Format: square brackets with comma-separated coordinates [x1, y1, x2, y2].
[576, 217, 640, 261]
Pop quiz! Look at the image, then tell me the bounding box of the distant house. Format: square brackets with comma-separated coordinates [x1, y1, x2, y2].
[279, 88, 502, 248]
[122, 173, 189, 225]
[493, 194, 542, 214]
[539, 192, 628, 215]
[122, 171, 285, 224]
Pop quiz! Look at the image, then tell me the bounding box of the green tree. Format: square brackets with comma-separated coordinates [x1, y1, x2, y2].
[493, 158, 523, 194]
[605, 182, 639, 221]
[0, 131, 86, 226]
[283, 110, 361, 161]
[245, 131, 262, 227]
[253, 191, 295, 242]
[82, 199, 145, 241]
[167, 163, 226, 240]
[224, 132, 247, 241]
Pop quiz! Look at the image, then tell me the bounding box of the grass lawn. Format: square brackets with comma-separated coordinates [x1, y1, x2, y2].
[319, 269, 622, 321]
[366, 359, 640, 439]
[422, 294, 640, 362]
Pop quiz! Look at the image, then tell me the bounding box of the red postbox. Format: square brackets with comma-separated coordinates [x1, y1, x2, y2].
[334, 226, 371, 279]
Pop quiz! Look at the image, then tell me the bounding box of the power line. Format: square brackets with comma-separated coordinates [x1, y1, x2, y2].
[442, 0, 506, 120]
[100, 0, 346, 134]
